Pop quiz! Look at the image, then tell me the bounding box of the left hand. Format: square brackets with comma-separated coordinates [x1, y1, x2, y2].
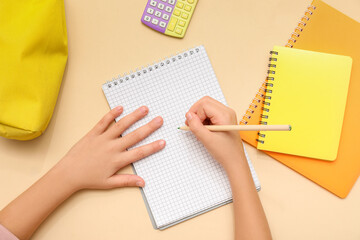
[52, 105, 165, 192]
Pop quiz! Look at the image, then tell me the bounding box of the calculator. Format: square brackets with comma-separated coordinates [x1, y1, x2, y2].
[141, 0, 198, 38]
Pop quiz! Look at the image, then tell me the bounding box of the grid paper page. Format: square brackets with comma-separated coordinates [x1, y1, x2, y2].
[102, 46, 260, 229]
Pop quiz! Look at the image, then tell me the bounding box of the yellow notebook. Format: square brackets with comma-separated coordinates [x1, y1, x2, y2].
[257, 46, 352, 161]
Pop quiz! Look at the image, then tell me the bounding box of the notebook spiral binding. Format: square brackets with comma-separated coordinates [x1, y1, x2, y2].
[240, 3, 316, 144]
[286, 4, 316, 48]
[105, 47, 201, 89]
[255, 50, 278, 144]
[239, 50, 279, 129]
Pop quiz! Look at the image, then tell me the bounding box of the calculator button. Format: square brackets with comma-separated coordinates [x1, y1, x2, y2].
[151, 18, 159, 25]
[184, 5, 192, 11]
[181, 12, 189, 19]
[162, 14, 170, 20]
[150, 0, 157, 7]
[147, 8, 154, 14]
[187, 0, 194, 3]
[144, 15, 151, 22]
[173, 9, 181, 16]
[161, 0, 167, 2]
[178, 20, 186, 27]
[165, 6, 173, 12]
[155, 11, 162, 17]
[167, 17, 178, 31]
[158, 3, 165, 9]
[168, 0, 176, 5]
[176, 2, 184, 8]
[159, 21, 167, 28]
[175, 27, 183, 35]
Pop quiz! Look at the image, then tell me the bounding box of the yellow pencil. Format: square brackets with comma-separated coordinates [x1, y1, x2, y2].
[178, 125, 291, 131]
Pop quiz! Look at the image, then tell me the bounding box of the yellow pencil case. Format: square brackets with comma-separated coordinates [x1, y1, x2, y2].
[0, 0, 68, 140]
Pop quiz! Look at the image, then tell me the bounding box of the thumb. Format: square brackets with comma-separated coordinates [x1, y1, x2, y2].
[107, 174, 145, 188]
[186, 112, 210, 143]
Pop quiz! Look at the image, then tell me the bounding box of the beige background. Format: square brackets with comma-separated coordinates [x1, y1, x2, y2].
[1, 0, 360, 239]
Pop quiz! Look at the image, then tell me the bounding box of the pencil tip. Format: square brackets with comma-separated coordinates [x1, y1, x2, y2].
[177, 127, 180, 129]
[289, 125, 292, 131]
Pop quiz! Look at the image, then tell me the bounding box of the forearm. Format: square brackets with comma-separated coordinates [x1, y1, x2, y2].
[0, 165, 76, 240]
[224, 155, 271, 240]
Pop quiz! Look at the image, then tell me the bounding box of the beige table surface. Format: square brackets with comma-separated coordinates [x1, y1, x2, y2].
[1, 0, 360, 239]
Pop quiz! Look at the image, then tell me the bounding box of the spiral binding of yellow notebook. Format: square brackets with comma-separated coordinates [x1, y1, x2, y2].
[256, 46, 352, 161]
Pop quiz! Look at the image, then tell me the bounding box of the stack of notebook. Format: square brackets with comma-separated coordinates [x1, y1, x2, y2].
[101, 0, 359, 230]
[257, 46, 352, 161]
[240, 0, 360, 198]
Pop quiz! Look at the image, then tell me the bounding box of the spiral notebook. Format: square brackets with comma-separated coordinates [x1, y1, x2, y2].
[102, 46, 260, 229]
[240, 0, 360, 198]
[257, 46, 352, 161]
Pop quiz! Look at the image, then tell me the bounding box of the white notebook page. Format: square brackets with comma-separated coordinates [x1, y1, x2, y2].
[102, 46, 260, 229]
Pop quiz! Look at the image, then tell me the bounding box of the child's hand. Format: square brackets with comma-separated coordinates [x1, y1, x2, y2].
[186, 97, 272, 240]
[185, 97, 245, 170]
[53, 106, 165, 192]
[0, 106, 165, 240]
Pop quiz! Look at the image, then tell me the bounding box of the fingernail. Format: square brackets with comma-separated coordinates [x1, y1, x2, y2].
[139, 106, 148, 114]
[154, 116, 163, 125]
[136, 181, 145, 187]
[159, 140, 166, 148]
[186, 112, 192, 121]
[116, 106, 123, 112]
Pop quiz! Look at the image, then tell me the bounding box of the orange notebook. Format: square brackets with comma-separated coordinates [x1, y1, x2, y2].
[240, 0, 360, 198]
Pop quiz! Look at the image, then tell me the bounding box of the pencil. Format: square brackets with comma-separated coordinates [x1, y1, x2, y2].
[178, 125, 291, 131]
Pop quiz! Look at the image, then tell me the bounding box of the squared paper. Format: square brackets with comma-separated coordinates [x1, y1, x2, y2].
[102, 46, 260, 229]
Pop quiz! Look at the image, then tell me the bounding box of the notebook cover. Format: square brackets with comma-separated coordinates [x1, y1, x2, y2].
[257, 46, 352, 160]
[240, 0, 360, 198]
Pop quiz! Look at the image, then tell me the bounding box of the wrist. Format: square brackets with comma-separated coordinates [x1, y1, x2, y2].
[222, 152, 252, 178]
[47, 159, 80, 196]
[221, 150, 247, 171]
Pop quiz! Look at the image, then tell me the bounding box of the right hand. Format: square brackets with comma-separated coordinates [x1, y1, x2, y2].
[185, 97, 246, 170]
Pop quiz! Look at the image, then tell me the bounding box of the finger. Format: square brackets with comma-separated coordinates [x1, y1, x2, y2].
[189, 97, 236, 125]
[185, 112, 211, 143]
[185, 105, 206, 126]
[91, 106, 123, 134]
[192, 102, 223, 124]
[115, 140, 166, 168]
[185, 98, 211, 126]
[106, 174, 145, 188]
[184, 106, 207, 126]
[120, 116, 163, 150]
[189, 96, 223, 114]
[188, 97, 224, 122]
[106, 106, 149, 138]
